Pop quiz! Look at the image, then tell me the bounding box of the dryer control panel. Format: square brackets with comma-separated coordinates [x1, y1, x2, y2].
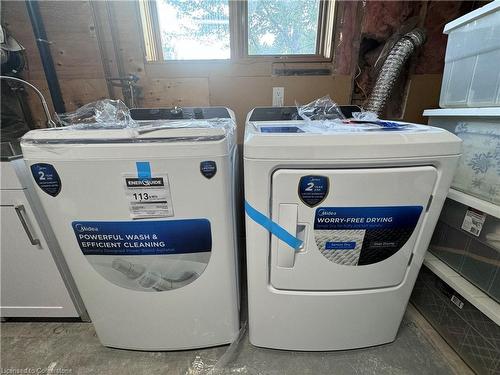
[249, 105, 361, 121]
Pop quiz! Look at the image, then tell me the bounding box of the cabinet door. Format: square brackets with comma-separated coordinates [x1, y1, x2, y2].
[1, 192, 78, 317]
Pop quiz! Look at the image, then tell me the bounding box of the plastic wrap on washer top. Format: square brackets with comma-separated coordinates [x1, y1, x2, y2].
[21, 99, 236, 149]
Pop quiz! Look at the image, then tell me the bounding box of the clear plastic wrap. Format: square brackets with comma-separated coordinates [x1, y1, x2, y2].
[21, 118, 236, 156]
[292, 96, 409, 132]
[22, 102, 236, 155]
[296, 95, 346, 123]
[352, 111, 379, 122]
[55, 99, 137, 129]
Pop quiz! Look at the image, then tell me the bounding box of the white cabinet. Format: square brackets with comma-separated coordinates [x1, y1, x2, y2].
[1, 161, 79, 318]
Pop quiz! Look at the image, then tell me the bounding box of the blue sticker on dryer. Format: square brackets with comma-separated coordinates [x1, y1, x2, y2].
[313, 206, 423, 266]
[200, 161, 217, 179]
[325, 241, 356, 250]
[298, 175, 329, 207]
[260, 126, 304, 133]
[30, 163, 61, 197]
[314, 206, 423, 230]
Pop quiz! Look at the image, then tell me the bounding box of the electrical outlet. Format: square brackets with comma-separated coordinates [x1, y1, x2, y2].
[272, 87, 284, 107]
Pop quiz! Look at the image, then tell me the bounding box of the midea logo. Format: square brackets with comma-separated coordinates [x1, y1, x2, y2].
[317, 209, 337, 216]
[75, 224, 98, 232]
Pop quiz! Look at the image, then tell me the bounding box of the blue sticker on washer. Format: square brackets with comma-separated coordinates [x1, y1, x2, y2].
[200, 161, 217, 179]
[298, 175, 329, 207]
[72, 219, 212, 255]
[30, 163, 61, 197]
[136, 161, 151, 180]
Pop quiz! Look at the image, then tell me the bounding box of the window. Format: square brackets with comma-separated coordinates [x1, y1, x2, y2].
[157, 0, 230, 60]
[247, 0, 321, 56]
[139, 0, 336, 61]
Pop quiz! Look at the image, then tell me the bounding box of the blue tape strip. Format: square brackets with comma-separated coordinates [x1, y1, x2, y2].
[245, 201, 303, 250]
[136, 162, 151, 180]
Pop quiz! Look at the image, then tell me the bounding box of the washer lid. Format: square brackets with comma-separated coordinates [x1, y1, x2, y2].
[22, 119, 231, 143]
[21, 119, 235, 160]
[244, 119, 461, 160]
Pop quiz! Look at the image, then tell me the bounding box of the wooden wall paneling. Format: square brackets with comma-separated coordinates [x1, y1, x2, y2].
[208, 76, 272, 140]
[38, 1, 106, 82]
[89, 1, 124, 100]
[208, 74, 352, 141]
[141, 78, 210, 108]
[145, 60, 273, 79]
[106, 1, 147, 106]
[402, 74, 443, 124]
[2, 0, 110, 124]
[110, 1, 146, 76]
[58, 79, 110, 110]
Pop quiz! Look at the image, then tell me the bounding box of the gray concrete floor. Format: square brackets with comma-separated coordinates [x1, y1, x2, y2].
[1, 304, 471, 375]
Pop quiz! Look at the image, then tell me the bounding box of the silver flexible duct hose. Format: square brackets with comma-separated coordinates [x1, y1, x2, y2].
[365, 28, 426, 115]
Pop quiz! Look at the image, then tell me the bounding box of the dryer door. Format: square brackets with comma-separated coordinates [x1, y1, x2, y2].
[270, 166, 437, 291]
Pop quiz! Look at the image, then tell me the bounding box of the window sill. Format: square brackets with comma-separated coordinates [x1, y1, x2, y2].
[145, 56, 332, 64]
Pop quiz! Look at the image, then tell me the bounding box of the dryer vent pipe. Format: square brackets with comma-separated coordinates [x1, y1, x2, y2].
[365, 28, 426, 116]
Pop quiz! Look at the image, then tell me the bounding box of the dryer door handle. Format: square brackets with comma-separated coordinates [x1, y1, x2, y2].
[277, 204, 298, 268]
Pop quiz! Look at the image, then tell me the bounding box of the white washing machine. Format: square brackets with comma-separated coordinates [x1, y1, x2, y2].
[244, 106, 461, 351]
[21, 107, 240, 350]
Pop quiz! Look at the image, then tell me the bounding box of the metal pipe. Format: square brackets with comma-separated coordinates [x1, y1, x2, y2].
[25, 0, 66, 113]
[0, 75, 56, 127]
[365, 28, 426, 116]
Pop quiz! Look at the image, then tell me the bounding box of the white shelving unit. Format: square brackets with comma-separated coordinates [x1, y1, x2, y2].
[447, 188, 500, 219]
[423, 252, 500, 325]
[423, 187, 500, 324]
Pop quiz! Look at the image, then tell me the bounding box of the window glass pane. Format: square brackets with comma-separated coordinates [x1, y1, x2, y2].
[157, 0, 230, 60]
[248, 0, 321, 55]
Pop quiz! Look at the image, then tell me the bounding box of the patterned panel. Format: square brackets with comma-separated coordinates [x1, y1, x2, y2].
[438, 306, 469, 351]
[452, 122, 500, 205]
[411, 276, 444, 325]
[315, 230, 364, 265]
[488, 268, 500, 303]
[455, 298, 500, 350]
[358, 227, 415, 265]
[460, 326, 499, 375]
[411, 266, 500, 375]
[492, 358, 500, 375]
